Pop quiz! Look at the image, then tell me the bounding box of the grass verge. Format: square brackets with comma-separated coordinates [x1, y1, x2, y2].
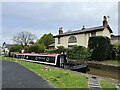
[1, 56, 88, 88]
[100, 80, 116, 90]
[100, 60, 120, 65]
[1, 56, 117, 89]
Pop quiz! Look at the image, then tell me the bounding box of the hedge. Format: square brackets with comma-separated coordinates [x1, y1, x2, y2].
[88, 36, 112, 61]
[66, 46, 92, 60]
[45, 46, 92, 61]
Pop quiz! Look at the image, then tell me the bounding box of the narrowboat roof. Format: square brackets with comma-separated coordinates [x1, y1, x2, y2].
[15, 53, 61, 57]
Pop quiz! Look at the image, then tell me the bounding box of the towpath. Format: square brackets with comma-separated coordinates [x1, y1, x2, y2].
[2, 60, 57, 89]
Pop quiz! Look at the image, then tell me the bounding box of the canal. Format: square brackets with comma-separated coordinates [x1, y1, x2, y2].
[87, 67, 119, 80]
[68, 60, 119, 80]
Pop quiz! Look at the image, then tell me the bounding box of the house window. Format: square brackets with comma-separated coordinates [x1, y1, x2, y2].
[68, 36, 77, 43]
[91, 32, 96, 37]
[58, 37, 61, 44]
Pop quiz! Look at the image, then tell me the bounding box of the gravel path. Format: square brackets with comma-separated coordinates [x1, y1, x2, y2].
[2, 60, 57, 89]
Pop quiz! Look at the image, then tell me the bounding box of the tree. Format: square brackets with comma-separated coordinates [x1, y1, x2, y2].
[12, 31, 37, 48]
[37, 33, 54, 49]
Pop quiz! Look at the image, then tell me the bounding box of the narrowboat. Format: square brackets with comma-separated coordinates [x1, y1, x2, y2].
[14, 52, 90, 73]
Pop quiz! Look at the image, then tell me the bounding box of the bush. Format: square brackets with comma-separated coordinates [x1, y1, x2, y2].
[56, 46, 66, 54]
[44, 49, 57, 54]
[111, 43, 120, 60]
[45, 46, 92, 61]
[9, 45, 22, 52]
[44, 46, 66, 54]
[88, 36, 112, 61]
[66, 46, 91, 60]
[27, 43, 46, 53]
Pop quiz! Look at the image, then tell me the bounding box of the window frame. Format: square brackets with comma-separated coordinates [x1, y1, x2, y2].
[68, 36, 77, 43]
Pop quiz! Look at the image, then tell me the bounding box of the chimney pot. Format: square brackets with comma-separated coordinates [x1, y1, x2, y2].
[82, 25, 85, 30]
[103, 16, 108, 27]
[59, 27, 63, 34]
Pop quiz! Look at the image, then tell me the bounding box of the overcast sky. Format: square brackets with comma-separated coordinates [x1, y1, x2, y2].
[1, 1, 119, 45]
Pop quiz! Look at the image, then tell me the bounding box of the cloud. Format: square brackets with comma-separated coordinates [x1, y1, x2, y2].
[2, 0, 119, 2]
[2, 2, 118, 45]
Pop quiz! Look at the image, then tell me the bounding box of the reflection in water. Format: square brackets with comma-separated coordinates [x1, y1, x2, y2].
[87, 68, 119, 80]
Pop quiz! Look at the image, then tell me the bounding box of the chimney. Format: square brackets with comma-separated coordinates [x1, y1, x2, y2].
[82, 25, 85, 30]
[59, 27, 63, 34]
[103, 16, 108, 27]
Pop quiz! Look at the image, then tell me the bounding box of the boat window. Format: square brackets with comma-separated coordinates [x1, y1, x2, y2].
[36, 56, 56, 63]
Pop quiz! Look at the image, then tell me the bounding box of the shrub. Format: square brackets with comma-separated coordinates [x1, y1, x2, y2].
[111, 43, 120, 60]
[44, 46, 91, 61]
[27, 43, 46, 53]
[88, 36, 112, 61]
[56, 46, 66, 54]
[44, 49, 57, 54]
[44, 46, 66, 54]
[9, 45, 22, 52]
[66, 46, 91, 60]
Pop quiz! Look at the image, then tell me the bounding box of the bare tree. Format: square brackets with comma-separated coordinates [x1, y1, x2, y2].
[12, 31, 37, 47]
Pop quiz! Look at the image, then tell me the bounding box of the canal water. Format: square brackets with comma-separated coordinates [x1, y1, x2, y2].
[87, 67, 119, 80]
[68, 60, 119, 80]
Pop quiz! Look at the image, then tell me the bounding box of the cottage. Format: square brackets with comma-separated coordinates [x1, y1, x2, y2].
[53, 16, 113, 48]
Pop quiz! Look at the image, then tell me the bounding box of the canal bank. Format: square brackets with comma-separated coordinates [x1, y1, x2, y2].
[68, 60, 120, 80]
[1, 56, 118, 89]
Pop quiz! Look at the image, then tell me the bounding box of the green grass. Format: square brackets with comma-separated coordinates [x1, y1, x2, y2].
[1, 56, 88, 88]
[100, 80, 116, 90]
[100, 60, 120, 65]
[1, 56, 117, 89]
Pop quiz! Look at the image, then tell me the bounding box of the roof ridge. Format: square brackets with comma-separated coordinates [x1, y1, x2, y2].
[54, 25, 112, 37]
[64, 25, 103, 33]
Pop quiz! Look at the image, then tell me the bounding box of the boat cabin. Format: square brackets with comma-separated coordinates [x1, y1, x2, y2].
[15, 53, 67, 68]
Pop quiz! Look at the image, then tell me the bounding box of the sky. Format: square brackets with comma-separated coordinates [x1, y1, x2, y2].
[1, 0, 119, 45]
